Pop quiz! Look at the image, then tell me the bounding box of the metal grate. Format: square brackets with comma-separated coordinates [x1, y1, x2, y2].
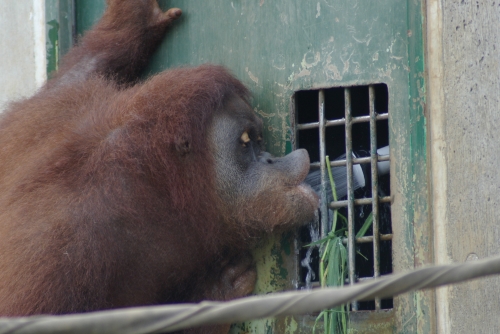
[295, 84, 392, 311]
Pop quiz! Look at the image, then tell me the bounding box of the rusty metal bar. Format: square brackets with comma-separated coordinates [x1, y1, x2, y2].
[344, 88, 358, 311]
[352, 114, 388, 124]
[355, 274, 393, 283]
[342, 233, 393, 245]
[329, 196, 391, 209]
[369, 85, 381, 310]
[309, 155, 390, 169]
[318, 90, 328, 239]
[296, 113, 389, 130]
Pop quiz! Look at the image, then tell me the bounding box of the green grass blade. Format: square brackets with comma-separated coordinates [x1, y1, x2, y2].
[325, 156, 338, 232]
[312, 156, 349, 334]
[356, 212, 373, 238]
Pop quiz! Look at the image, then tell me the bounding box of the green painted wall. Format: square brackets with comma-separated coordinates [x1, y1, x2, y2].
[46, 0, 75, 76]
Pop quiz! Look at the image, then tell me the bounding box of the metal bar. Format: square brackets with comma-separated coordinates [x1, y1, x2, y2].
[329, 196, 391, 209]
[350, 274, 394, 284]
[348, 113, 389, 125]
[295, 122, 321, 130]
[318, 90, 328, 240]
[369, 85, 381, 310]
[309, 155, 390, 169]
[355, 274, 394, 283]
[344, 88, 358, 310]
[342, 233, 393, 245]
[296, 113, 389, 130]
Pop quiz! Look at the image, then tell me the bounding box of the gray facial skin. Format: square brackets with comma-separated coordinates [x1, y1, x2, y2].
[210, 95, 319, 234]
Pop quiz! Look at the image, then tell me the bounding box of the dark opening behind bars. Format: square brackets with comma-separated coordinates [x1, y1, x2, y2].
[295, 84, 392, 311]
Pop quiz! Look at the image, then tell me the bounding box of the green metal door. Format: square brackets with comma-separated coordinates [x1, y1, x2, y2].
[47, 1, 431, 332]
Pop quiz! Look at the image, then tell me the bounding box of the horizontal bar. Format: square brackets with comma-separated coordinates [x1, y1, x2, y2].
[309, 271, 393, 288]
[310, 155, 389, 169]
[344, 273, 392, 284]
[303, 233, 392, 250]
[342, 233, 393, 245]
[329, 196, 392, 209]
[296, 113, 388, 130]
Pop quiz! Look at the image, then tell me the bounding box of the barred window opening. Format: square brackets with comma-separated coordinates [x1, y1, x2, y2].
[295, 84, 392, 311]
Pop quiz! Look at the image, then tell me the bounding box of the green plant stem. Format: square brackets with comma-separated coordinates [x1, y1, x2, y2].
[313, 156, 349, 334]
[356, 212, 373, 238]
[325, 156, 338, 232]
[320, 239, 330, 288]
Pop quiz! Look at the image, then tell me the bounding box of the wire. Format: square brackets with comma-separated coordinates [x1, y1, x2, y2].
[1, 255, 500, 333]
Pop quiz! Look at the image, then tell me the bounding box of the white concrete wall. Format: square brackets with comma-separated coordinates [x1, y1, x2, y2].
[0, 1, 46, 112]
[428, 0, 500, 333]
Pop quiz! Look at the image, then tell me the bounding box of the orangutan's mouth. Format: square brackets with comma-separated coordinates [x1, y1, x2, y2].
[297, 182, 320, 208]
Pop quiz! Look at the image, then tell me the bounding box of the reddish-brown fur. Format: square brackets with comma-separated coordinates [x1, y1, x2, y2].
[0, 64, 252, 314]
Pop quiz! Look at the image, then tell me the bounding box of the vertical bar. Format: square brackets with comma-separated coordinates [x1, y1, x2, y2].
[318, 90, 328, 239]
[369, 86, 381, 310]
[345, 88, 357, 310]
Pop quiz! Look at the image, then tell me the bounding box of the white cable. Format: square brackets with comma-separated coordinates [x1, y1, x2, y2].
[1, 255, 500, 333]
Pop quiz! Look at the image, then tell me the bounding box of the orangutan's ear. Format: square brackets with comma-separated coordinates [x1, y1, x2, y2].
[175, 136, 191, 156]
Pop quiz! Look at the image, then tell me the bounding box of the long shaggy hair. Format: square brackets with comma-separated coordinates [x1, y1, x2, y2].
[0, 65, 250, 315]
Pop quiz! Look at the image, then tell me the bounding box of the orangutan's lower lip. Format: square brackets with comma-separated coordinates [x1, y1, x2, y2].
[297, 183, 320, 208]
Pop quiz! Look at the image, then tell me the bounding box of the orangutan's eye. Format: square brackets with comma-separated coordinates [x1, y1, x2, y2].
[240, 131, 250, 147]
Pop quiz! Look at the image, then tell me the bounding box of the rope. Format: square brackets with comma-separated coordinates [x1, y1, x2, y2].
[1, 255, 500, 333]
